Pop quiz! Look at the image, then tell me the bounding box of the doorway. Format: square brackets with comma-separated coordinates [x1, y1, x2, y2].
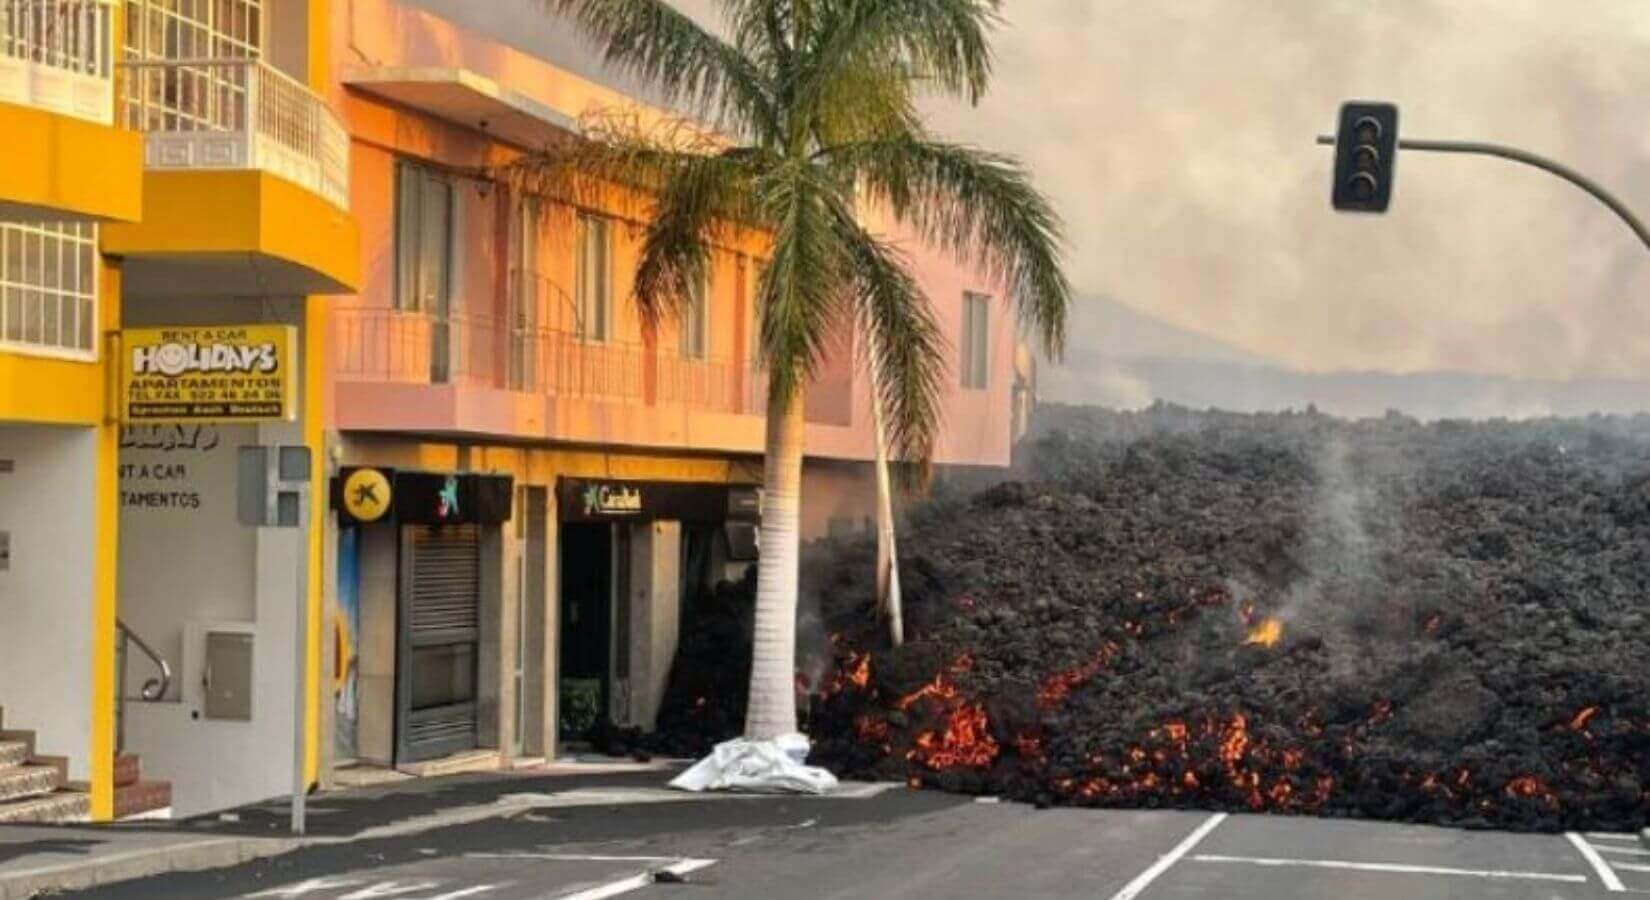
[397, 524, 481, 762]
[558, 523, 612, 741]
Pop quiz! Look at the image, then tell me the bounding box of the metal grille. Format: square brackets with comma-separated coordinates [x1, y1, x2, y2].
[0, 220, 97, 358]
[408, 525, 480, 638]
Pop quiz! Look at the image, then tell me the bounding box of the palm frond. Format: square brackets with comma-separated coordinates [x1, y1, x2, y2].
[831, 208, 948, 467]
[536, 0, 776, 137]
[755, 159, 855, 402]
[796, 0, 1002, 120]
[822, 132, 1071, 356]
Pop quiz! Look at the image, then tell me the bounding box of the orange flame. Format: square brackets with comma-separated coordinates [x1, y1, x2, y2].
[1244, 618, 1283, 648]
[1566, 706, 1599, 732]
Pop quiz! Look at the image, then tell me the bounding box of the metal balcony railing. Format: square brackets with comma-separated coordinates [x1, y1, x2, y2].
[0, 0, 115, 124]
[334, 307, 766, 417]
[121, 56, 350, 210]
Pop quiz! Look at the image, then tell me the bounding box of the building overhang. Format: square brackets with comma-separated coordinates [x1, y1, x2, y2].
[344, 66, 579, 149]
[103, 170, 361, 299]
[0, 101, 143, 224]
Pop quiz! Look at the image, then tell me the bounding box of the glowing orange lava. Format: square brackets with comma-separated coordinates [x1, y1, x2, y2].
[1566, 706, 1599, 732]
[907, 703, 1000, 770]
[1244, 618, 1284, 648]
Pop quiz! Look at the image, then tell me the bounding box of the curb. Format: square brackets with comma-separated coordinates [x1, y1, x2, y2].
[1, 835, 296, 900]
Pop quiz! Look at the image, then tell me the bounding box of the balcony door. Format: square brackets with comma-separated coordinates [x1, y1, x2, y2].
[508, 197, 540, 391]
[395, 162, 454, 384]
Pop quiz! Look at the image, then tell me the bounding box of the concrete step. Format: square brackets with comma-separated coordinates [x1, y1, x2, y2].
[0, 739, 28, 770]
[114, 753, 141, 789]
[114, 780, 172, 820]
[0, 790, 91, 824]
[0, 764, 64, 803]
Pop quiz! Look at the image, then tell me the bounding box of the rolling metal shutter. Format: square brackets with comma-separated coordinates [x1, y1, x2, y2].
[400, 525, 481, 761]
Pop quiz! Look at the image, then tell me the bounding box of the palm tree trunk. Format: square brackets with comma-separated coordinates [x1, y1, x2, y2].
[745, 381, 805, 739]
[867, 335, 904, 647]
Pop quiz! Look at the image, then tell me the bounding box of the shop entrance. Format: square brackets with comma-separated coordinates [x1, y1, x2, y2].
[558, 523, 612, 741]
[397, 524, 482, 762]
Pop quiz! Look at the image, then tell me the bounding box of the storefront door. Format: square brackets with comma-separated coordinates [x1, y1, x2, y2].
[397, 524, 481, 762]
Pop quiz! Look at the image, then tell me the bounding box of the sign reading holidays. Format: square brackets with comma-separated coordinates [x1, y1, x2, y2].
[122, 325, 297, 423]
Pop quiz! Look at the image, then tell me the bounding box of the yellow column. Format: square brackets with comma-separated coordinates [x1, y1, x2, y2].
[304, 293, 327, 786]
[88, 260, 123, 821]
[303, 0, 334, 788]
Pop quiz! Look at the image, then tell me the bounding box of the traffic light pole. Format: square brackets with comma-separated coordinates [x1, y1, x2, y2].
[1317, 134, 1650, 255]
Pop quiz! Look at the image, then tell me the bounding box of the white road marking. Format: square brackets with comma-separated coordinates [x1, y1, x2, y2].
[1613, 863, 1650, 874]
[1590, 833, 1643, 842]
[1567, 832, 1628, 892]
[466, 854, 683, 863]
[1598, 846, 1650, 857]
[1106, 813, 1228, 900]
[554, 859, 717, 900]
[247, 878, 369, 898]
[338, 882, 444, 900]
[1191, 855, 1587, 884]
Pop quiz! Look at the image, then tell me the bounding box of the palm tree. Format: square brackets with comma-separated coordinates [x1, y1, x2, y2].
[514, 0, 1070, 740]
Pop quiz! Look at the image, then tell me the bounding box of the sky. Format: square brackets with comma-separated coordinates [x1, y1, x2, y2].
[410, 0, 1650, 383]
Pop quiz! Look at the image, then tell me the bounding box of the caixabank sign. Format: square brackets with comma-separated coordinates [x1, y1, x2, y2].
[121, 325, 297, 423]
[333, 467, 513, 527]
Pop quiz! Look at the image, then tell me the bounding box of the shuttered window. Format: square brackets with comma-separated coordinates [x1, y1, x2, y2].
[961, 291, 990, 389]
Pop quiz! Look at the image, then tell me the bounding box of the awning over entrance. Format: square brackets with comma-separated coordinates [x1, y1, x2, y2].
[343, 66, 579, 149]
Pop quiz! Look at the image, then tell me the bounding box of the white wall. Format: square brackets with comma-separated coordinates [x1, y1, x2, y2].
[121, 296, 314, 817]
[0, 424, 98, 778]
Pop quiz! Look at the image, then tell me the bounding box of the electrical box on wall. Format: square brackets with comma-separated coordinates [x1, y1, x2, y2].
[203, 630, 254, 721]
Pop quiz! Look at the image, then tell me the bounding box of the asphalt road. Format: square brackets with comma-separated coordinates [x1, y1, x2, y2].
[63, 789, 1650, 899]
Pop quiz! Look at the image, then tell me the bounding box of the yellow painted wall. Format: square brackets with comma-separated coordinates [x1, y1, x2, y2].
[0, 102, 143, 224]
[102, 170, 362, 294]
[88, 261, 121, 821]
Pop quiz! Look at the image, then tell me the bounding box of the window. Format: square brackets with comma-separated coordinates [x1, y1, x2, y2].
[745, 257, 765, 368]
[681, 269, 710, 360]
[394, 162, 453, 315]
[508, 197, 540, 391]
[0, 221, 98, 358]
[961, 291, 990, 389]
[394, 162, 454, 383]
[575, 214, 611, 342]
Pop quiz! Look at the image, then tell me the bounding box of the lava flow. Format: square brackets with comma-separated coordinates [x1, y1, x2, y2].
[1244, 618, 1284, 648]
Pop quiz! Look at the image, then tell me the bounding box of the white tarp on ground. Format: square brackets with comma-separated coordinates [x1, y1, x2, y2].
[669, 733, 840, 795]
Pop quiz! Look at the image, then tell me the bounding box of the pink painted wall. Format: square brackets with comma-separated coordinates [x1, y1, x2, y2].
[327, 0, 1018, 468]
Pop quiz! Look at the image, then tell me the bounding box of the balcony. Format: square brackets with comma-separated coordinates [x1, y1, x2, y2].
[334, 274, 768, 452]
[102, 56, 360, 298]
[0, 0, 141, 222]
[122, 57, 349, 211]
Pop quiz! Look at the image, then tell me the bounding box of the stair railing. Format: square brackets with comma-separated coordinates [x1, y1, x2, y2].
[115, 619, 172, 753]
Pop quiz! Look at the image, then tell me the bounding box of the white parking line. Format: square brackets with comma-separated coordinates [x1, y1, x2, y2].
[1568, 832, 1628, 892]
[1106, 813, 1228, 900]
[1598, 846, 1650, 857]
[553, 859, 717, 900]
[1589, 833, 1643, 842]
[1190, 855, 1587, 883]
[1613, 863, 1650, 874]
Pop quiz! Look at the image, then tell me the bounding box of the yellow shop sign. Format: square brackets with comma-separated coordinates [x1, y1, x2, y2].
[122, 325, 297, 423]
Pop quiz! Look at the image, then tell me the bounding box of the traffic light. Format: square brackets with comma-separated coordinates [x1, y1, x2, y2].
[1332, 102, 1399, 213]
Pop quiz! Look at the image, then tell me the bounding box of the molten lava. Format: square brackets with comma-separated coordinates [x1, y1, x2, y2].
[907, 702, 999, 770]
[1244, 618, 1284, 648]
[1565, 706, 1599, 733]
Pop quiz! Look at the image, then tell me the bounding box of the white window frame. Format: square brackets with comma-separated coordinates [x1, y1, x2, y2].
[961, 291, 991, 390]
[575, 213, 613, 343]
[0, 221, 99, 361]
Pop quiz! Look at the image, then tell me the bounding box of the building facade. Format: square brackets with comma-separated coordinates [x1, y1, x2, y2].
[1, 0, 358, 822]
[0, 0, 1023, 821]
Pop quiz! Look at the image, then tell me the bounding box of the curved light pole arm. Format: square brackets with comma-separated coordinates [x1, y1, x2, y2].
[1317, 134, 1650, 256]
